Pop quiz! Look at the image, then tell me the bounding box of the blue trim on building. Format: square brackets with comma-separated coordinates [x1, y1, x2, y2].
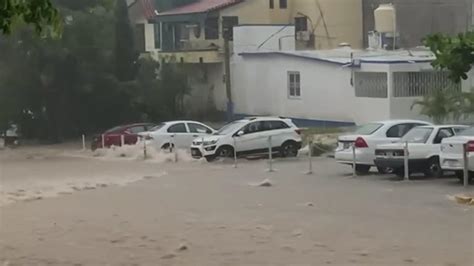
[360, 59, 433, 64]
[239, 52, 349, 66]
[239, 52, 434, 65]
[233, 114, 355, 128]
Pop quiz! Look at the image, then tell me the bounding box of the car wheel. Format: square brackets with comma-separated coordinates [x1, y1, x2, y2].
[205, 155, 217, 162]
[394, 168, 405, 178]
[280, 141, 299, 158]
[161, 143, 175, 152]
[424, 157, 443, 178]
[355, 164, 371, 175]
[377, 166, 393, 174]
[215, 146, 234, 159]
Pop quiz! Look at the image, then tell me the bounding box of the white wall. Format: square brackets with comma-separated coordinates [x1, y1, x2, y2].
[229, 54, 467, 125]
[231, 55, 392, 124]
[233, 25, 295, 54]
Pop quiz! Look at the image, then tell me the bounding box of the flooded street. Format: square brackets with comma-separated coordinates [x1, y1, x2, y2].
[0, 145, 473, 265]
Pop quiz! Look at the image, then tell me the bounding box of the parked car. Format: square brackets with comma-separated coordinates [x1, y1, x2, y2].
[374, 125, 468, 177]
[335, 120, 432, 174]
[190, 117, 302, 162]
[91, 123, 156, 150]
[440, 127, 474, 182]
[139, 121, 216, 150]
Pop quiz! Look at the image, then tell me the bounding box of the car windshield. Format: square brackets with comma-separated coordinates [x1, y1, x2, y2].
[149, 123, 165, 131]
[353, 123, 383, 135]
[401, 127, 433, 143]
[105, 126, 124, 133]
[215, 121, 247, 135]
[458, 127, 474, 136]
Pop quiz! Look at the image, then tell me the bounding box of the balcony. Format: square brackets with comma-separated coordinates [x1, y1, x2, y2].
[156, 38, 226, 64]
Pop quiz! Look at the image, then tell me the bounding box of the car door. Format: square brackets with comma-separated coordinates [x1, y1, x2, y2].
[235, 121, 267, 153]
[431, 127, 455, 155]
[166, 123, 189, 148]
[266, 120, 292, 147]
[187, 122, 214, 144]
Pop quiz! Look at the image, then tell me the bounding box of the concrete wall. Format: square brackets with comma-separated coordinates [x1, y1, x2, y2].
[233, 25, 295, 53]
[220, 0, 271, 24]
[229, 53, 474, 125]
[363, 0, 471, 48]
[292, 0, 364, 49]
[231, 55, 387, 125]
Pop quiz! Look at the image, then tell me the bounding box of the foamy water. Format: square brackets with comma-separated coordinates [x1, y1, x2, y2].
[0, 142, 206, 207]
[0, 171, 168, 207]
[65, 141, 202, 163]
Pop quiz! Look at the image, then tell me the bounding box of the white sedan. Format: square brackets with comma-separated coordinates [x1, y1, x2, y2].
[440, 127, 474, 182]
[374, 125, 468, 177]
[139, 121, 216, 150]
[335, 119, 431, 174]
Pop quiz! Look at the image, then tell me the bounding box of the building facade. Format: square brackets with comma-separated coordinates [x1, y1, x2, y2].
[363, 0, 472, 48]
[232, 26, 471, 125]
[128, 0, 365, 115]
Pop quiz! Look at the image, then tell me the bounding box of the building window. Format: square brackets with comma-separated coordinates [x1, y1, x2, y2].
[295, 17, 307, 32]
[135, 23, 146, 52]
[288, 71, 301, 98]
[354, 72, 388, 98]
[279, 0, 287, 9]
[205, 17, 219, 40]
[154, 23, 161, 49]
[222, 16, 239, 40]
[269, 0, 274, 9]
[393, 71, 461, 97]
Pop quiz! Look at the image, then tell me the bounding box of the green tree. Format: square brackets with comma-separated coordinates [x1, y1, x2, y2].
[114, 0, 137, 81]
[424, 32, 474, 83]
[127, 58, 192, 121]
[411, 88, 459, 124]
[414, 33, 474, 123]
[0, 0, 61, 35]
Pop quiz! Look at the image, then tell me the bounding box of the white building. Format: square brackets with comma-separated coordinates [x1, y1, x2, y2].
[230, 26, 472, 126]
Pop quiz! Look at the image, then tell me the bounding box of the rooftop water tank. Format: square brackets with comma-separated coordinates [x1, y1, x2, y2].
[374, 4, 396, 33]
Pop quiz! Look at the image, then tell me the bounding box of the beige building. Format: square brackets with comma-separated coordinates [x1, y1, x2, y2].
[128, 0, 364, 115]
[130, 0, 364, 64]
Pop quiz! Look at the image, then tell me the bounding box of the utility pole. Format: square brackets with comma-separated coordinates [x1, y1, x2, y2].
[223, 31, 233, 121]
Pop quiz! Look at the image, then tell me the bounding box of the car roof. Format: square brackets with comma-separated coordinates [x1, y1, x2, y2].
[237, 116, 289, 122]
[117, 122, 154, 128]
[373, 119, 431, 125]
[416, 125, 469, 129]
[163, 120, 206, 124]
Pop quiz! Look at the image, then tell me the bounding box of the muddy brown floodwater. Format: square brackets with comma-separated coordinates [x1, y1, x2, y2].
[0, 144, 473, 265]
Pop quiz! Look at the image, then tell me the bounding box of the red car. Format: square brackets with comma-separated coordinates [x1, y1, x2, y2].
[91, 123, 156, 150]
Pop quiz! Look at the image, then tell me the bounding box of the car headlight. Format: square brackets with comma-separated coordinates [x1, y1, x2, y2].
[203, 140, 218, 146]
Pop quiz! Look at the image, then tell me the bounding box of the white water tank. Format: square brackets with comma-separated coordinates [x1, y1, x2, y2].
[374, 4, 396, 33]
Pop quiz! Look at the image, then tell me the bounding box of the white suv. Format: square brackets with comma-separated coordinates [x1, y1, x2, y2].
[335, 120, 431, 174]
[190, 117, 302, 161]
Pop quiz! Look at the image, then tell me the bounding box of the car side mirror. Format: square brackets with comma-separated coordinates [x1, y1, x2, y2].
[236, 130, 244, 137]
